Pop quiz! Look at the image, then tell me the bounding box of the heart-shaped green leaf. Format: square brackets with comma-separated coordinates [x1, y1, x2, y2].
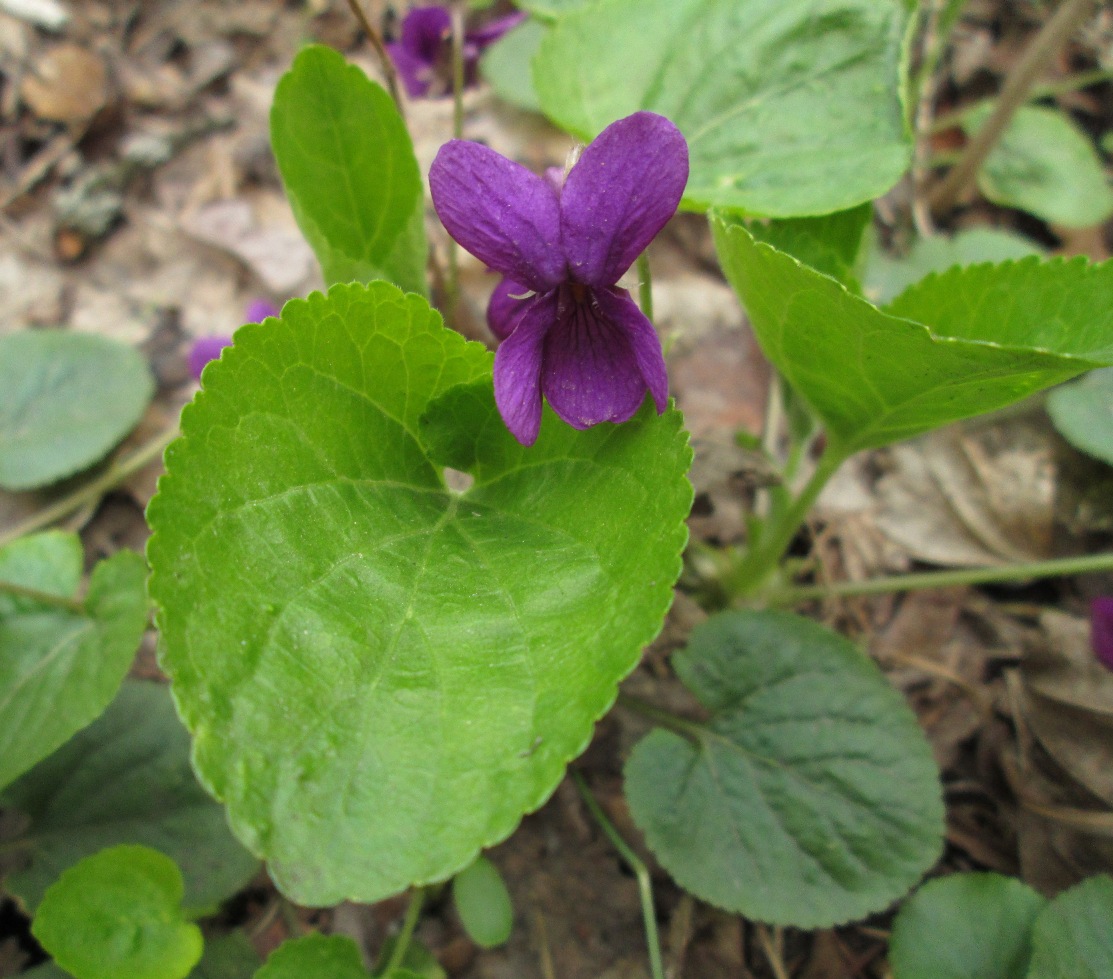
[1, 681, 258, 913]
[534, 0, 910, 216]
[1027, 875, 1113, 979]
[271, 46, 427, 295]
[0, 533, 147, 792]
[0, 331, 153, 490]
[32, 845, 203, 979]
[889, 873, 1046, 979]
[625, 610, 944, 927]
[713, 219, 1113, 454]
[254, 935, 370, 979]
[146, 282, 691, 905]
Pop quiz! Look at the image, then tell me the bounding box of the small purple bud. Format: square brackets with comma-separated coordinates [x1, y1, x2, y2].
[245, 299, 280, 322]
[1090, 598, 1113, 671]
[188, 335, 232, 381]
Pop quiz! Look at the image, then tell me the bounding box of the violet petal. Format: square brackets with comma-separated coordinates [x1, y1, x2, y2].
[399, 6, 451, 61]
[560, 112, 689, 287]
[493, 292, 558, 446]
[245, 298, 280, 322]
[1091, 598, 1113, 671]
[595, 286, 668, 413]
[387, 41, 434, 98]
[431, 140, 565, 291]
[540, 286, 650, 430]
[487, 277, 533, 341]
[188, 335, 232, 381]
[466, 11, 528, 47]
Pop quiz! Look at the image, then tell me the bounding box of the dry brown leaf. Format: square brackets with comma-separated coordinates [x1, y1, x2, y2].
[21, 43, 108, 123]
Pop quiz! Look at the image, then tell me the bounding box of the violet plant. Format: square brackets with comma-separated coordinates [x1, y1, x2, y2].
[3, 1, 1113, 977]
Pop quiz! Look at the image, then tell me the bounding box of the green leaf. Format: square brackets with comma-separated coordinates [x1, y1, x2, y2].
[624, 610, 944, 927]
[31, 845, 203, 979]
[1, 680, 259, 913]
[1027, 875, 1113, 979]
[965, 104, 1113, 229]
[0, 331, 153, 491]
[515, 0, 591, 18]
[888, 873, 1046, 979]
[712, 219, 1113, 453]
[189, 934, 261, 979]
[452, 856, 513, 948]
[146, 282, 692, 905]
[254, 935, 369, 979]
[534, 0, 910, 216]
[1046, 368, 1113, 466]
[865, 227, 1043, 305]
[480, 18, 547, 113]
[0, 533, 147, 792]
[271, 46, 427, 295]
[741, 202, 873, 288]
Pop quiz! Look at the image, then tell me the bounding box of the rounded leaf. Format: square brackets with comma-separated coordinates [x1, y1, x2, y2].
[453, 856, 513, 948]
[254, 935, 370, 979]
[1027, 874, 1113, 979]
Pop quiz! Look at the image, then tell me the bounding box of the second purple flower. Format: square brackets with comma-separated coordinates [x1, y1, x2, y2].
[430, 111, 689, 446]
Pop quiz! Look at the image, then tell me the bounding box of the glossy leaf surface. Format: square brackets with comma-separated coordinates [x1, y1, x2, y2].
[147, 282, 691, 905]
[625, 610, 944, 927]
[535, 0, 910, 216]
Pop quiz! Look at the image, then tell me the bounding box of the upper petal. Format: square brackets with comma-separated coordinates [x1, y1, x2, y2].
[540, 286, 650, 431]
[430, 141, 566, 291]
[493, 292, 559, 446]
[560, 112, 689, 287]
[399, 6, 451, 61]
[387, 41, 434, 98]
[487, 277, 533, 341]
[594, 287, 668, 413]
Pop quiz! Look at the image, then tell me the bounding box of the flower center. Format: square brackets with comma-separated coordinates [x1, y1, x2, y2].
[569, 282, 589, 304]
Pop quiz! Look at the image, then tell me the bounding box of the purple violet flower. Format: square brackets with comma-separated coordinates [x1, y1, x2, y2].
[187, 299, 280, 381]
[430, 111, 689, 446]
[387, 5, 525, 99]
[1090, 598, 1113, 671]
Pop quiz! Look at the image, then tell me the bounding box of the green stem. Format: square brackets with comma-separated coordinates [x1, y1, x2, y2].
[771, 550, 1113, 603]
[0, 424, 178, 550]
[637, 253, 653, 320]
[0, 580, 83, 614]
[345, 0, 405, 117]
[722, 439, 848, 599]
[571, 771, 665, 979]
[382, 887, 425, 975]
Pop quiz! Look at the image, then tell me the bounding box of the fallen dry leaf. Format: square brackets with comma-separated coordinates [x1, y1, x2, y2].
[21, 43, 107, 123]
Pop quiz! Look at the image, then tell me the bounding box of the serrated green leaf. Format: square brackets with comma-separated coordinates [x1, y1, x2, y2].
[1027, 875, 1113, 979]
[0, 534, 147, 792]
[453, 856, 513, 948]
[534, 0, 910, 216]
[32, 845, 203, 979]
[146, 282, 692, 905]
[254, 935, 369, 979]
[865, 227, 1043, 305]
[271, 46, 427, 294]
[1046, 368, 1113, 466]
[625, 610, 944, 927]
[0, 331, 153, 491]
[480, 17, 546, 113]
[712, 219, 1113, 453]
[1, 681, 258, 913]
[965, 104, 1113, 229]
[889, 873, 1046, 979]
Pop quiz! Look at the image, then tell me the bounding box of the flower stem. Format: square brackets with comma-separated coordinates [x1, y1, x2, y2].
[571, 771, 665, 979]
[381, 887, 425, 975]
[344, 0, 405, 117]
[0, 580, 84, 614]
[770, 550, 1113, 604]
[0, 424, 178, 550]
[637, 253, 653, 320]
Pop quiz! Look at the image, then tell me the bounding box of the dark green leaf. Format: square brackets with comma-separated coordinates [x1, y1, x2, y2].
[31, 845, 203, 979]
[452, 856, 513, 948]
[189, 934, 261, 979]
[146, 282, 692, 905]
[0, 534, 147, 792]
[271, 46, 427, 294]
[625, 610, 944, 927]
[2, 680, 258, 913]
[889, 873, 1045, 979]
[741, 203, 873, 288]
[713, 219, 1113, 453]
[1046, 368, 1113, 467]
[0, 331, 153, 491]
[1027, 875, 1113, 979]
[254, 935, 369, 979]
[534, 0, 910, 216]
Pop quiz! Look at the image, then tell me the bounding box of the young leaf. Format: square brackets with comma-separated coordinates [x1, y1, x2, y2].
[1, 681, 259, 913]
[0, 533, 147, 792]
[534, 0, 910, 216]
[1046, 368, 1113, 467]
[271, 46, 427, 295]
[888, 873, 1046, 979]
[31, 845, 203, 979]
[254, 935, 370, 979]
[146, 282, 692, 905]
[1027, 875, 1113, 979]
[0, 331, 153, 491]
[965, 104, 1113, 229]
[624, 610, 944, 927]
[452, 855, 513, 948]
[713, 219, 1113, 454]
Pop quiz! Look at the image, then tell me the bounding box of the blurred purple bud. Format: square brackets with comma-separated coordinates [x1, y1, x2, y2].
[245, 299, 280, 322]
[188, 335, 232, 381]
[1090, 598, 1113, 671]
